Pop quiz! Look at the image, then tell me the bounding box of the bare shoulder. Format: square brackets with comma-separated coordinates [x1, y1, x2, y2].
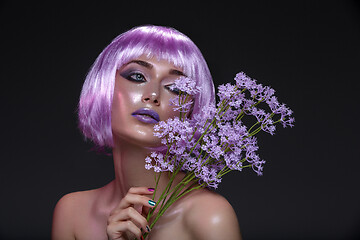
[51, 189, 100, 240]
[183, 189, 242, 240]
[53, 189, 98, 216]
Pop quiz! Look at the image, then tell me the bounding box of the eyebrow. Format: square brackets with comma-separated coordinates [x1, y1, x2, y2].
[125, 60, 187, 77]
[126, 60, 153, 69]
[169, 69, 187, 77]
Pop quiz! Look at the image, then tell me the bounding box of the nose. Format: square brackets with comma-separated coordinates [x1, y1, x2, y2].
[142, 91, 160, 106]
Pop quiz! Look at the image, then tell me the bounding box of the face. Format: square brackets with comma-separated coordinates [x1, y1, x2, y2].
[111, 55, 186, 147]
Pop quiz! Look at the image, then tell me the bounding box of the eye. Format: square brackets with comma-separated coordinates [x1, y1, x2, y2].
[122, 71, 146, 82]
[129, 72, 146, 82]
[165, 84, 181, 95]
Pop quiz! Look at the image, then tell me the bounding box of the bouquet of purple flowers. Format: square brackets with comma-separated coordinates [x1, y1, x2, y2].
[142, 72, 294, 238]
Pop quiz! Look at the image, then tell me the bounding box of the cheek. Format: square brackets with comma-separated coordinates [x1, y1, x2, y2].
[112, 92, 139, 125]
[126, 91, 142, 106]
[118, 85, 143, 107]
[161, 95, 180, 119]
[111, 93, 124, 128]
[114, 84, 143, 111]
[114, 76, 144, 107]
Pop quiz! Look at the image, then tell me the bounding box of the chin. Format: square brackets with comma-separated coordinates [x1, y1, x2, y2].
[112, 129, 162, 148]
[133, 137, 162, 148]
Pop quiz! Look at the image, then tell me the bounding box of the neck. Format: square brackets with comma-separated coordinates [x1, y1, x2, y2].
[112, 139, 153, 196]
[111, 137, 186, 202]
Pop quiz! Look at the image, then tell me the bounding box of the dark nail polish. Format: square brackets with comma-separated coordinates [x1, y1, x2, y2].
[148, 188, 155, 192]
[148, 200, 156, 206]
[146, 225, 151, 232]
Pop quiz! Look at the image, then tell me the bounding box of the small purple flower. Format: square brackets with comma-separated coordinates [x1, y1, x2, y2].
[218, 83, 237, 100]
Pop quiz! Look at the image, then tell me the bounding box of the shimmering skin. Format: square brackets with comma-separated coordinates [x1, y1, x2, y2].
[111, 55, 182, 147]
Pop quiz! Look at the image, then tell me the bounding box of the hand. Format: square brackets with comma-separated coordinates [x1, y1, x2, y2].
[107, 187, 156, 240]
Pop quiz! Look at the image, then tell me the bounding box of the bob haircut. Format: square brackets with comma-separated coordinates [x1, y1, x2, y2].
[78, 25, 215, 147]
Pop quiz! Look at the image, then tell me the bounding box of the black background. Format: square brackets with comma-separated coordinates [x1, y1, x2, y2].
[1, 1, 359, 239]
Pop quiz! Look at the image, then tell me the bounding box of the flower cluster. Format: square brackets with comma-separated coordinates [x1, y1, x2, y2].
[169, 77, 202, 113]
[142, 72, 295, 239]
[145, 72, 294, 188]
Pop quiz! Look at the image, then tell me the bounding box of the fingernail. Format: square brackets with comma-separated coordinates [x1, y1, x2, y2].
[148, 188, 155, 192]
[148, 200, 156, 206]
[146, 225, 151, 232]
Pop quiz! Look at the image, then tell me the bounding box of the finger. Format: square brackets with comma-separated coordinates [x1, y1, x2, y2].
[108, 207, 149, 231]
[142, 205, 151, 216]
[107, 220, 142, 239]
[128, 186, 155, 195]
[113, 187, 155, 210]
[117, 193, 156, 210]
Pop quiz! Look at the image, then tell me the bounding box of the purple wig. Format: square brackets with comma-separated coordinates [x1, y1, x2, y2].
[78, 25, 215, 147]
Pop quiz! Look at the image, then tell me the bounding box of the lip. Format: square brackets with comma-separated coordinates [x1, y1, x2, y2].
[131, 108, 160, 124]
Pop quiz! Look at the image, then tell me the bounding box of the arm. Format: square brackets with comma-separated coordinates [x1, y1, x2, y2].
[185, 193, 242, 240]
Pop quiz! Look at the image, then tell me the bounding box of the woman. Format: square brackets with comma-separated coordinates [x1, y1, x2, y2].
[52, 25, 242, 240]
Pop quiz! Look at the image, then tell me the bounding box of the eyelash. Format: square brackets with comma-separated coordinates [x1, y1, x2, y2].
[165, 85, 181, 95]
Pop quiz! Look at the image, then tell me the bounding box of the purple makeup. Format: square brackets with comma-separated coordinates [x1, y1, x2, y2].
[131, 108, 160, 124]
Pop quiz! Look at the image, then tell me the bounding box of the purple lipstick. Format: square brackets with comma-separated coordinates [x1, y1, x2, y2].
[131, 108, 160, 124]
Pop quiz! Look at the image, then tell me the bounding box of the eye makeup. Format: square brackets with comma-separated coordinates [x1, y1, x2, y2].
[119, 63, 186, 96]
[165, 84, 181, 95]
[120, 69, 147, 83]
